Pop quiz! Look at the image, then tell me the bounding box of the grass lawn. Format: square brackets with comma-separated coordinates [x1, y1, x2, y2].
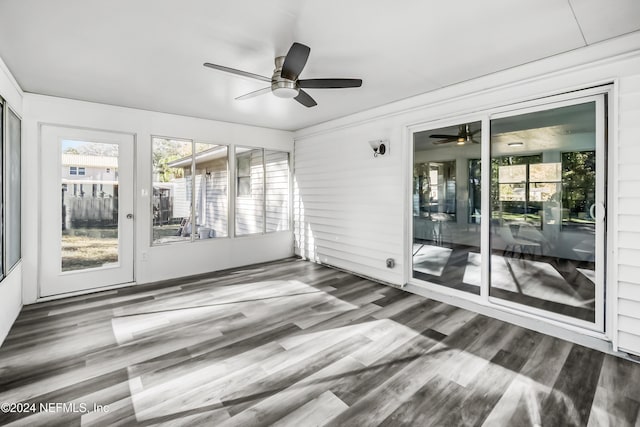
[61, 231, 118, 272]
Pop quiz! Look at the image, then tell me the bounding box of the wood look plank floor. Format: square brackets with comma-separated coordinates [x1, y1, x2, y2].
[0, 258, 639, 426]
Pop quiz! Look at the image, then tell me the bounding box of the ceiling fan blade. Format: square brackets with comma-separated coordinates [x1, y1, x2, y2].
[429, 134, 458, 139]
[298, 78, 362, 89]
[433, 139, 454, 145]
[294, 89, 317, 108]
[281, 42, 310, 81]
[235, 86, 272, 100]
[204, 63, 271, 83]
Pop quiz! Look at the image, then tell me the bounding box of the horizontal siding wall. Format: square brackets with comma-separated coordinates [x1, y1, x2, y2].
[617, 72, 640, 355]
[236, 149, 291, 235]
[265, 150, 290, 232]
[294, 126, 405, 285]
[235, 150, 264, 235]
[294, 36, 640, 356]
[199, 158, 228, 237]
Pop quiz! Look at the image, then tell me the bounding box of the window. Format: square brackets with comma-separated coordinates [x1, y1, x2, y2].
[69, 166, 85, 176]
[0, 100, 3, 277]
[265, 150, 290, 232]
[60, 140, 120, 271]
[235, 147, 264, 235]
[152, 137, 228, 244]
[0, 98, 22, 279]
[236, 155, 251, 197]
[562, 151, 595, 224]
[235, 147, 290, 236]
[492, 154, 544, 227]
[7, 105, 22, 271]
[468, 159, 481, 224]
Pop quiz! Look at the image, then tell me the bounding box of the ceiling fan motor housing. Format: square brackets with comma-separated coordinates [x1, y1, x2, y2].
[272, 56, 299, 98]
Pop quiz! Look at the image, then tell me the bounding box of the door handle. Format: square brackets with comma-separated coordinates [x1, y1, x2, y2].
[599, 202, 606, 222]
[589, 203, 606, 222]
[126, 213, 134, 219]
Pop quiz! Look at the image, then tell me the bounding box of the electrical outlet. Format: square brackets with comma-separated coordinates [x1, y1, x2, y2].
[386, 258, 395, 268]
[141, 251, 148, 262]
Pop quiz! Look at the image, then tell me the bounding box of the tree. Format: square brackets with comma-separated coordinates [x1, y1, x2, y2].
[562, 151, 596, 218]
[152, 139, 192, 182]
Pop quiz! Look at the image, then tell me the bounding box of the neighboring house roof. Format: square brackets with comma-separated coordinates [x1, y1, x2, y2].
[167, 146, 229, 168]
[61, 153, 118, 168]
[61, 179, 119, 185]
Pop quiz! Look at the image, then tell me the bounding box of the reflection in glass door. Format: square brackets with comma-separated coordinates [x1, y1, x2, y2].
[412, 121, 482, 294]
[489, 99, 605, 325]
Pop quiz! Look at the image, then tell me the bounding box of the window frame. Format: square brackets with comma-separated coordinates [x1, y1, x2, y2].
[0, 97, 23, 280]
[0, 97, 3, 281]
[236, 153, 252, 198]
[150, 135, 230, 246]
[234, 146, 291, 237]
[234, 146, 265, 236]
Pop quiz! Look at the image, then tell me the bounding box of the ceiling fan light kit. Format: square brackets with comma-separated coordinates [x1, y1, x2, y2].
[430, 124, 480, 145]
[271, 56, 300, 98]
[204, 42, 362, 108]
[272, 84, 299, 99]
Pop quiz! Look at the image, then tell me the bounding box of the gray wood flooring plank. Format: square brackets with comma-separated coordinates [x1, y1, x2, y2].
[541, 344, 605, 427]
[0, 257, 637, 426]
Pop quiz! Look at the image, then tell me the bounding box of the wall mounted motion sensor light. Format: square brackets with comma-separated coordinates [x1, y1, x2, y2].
[369, 139, 388, 157]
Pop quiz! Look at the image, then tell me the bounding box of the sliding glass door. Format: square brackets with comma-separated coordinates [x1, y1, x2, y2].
[412, 121, 482, 294]
[410, 92, 607, 331]
[489, 97, 606, 327]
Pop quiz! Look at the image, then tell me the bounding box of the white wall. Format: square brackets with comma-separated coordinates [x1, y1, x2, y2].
[0, 56, 23, 346]
[22, 94, 294, 303]
[294, 31, 640, 356]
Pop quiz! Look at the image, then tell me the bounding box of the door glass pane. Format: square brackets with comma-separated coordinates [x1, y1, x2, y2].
[194, 143, 228, 239]
[7, 109, 21, 269]
[152, 137, 193, 244]
[61, 140, 119, 272]
[0, 102, 3, 277]
[235, 147, 264, 235]
[265, 150, 290, 232]
[413, 121, 482, 294]
[490, 102, 598, 322]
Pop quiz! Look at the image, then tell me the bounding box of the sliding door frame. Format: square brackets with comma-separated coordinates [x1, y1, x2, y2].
[406, 85, 613, 338]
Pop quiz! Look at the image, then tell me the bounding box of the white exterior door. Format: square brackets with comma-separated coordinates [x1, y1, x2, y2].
[40, 125, 135, 297]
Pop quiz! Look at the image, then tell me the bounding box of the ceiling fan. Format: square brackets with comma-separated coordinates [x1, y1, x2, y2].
[203, 42, 362, 107]
[430, 124, 480, 145]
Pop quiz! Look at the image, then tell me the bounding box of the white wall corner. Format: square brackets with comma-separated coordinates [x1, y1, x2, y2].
[0, 54, 24, 112]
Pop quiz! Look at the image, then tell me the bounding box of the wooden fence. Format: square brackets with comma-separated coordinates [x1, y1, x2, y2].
[63, 195, 118, 229]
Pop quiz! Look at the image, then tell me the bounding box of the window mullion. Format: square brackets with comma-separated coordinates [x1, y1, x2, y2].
[262, 148, 266, 234]
[480, 116, 491, 301]
[191, 140, 196, 242]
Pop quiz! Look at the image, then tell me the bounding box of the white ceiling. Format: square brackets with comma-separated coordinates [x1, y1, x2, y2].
[0, 0, 639, 131]
[414, 101, 595, 155]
